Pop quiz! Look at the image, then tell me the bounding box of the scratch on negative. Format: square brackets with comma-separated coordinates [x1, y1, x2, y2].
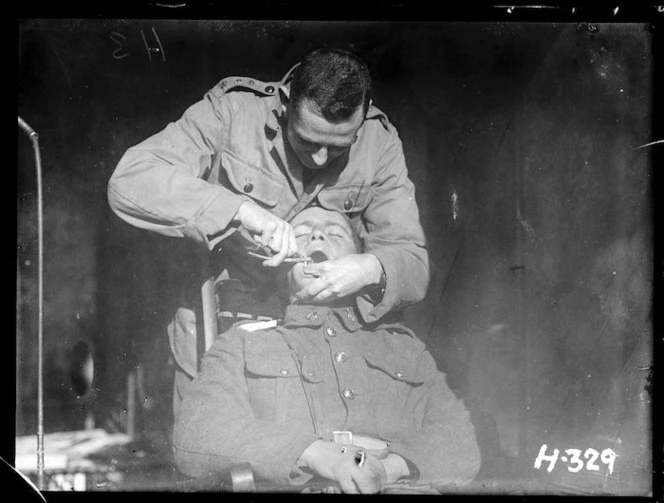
[516, 204, 535, 238]
[451, 190, 459, 221]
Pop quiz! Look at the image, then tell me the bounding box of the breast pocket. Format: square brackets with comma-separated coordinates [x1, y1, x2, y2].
[360, 346, 425, 438]
[245, 349, 317, 424]
[220, 149, 285, 208]
[317, 184, 373, 215]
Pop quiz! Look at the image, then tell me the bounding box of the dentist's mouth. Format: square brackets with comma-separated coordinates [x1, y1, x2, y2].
[308, 251, 329, 263]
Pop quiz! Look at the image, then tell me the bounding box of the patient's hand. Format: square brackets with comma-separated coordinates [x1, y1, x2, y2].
[298, 439, 387, 494]
[350, 435, 410, 485]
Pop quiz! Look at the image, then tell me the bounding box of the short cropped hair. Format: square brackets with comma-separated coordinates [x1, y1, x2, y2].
[290, 48, 372, 123]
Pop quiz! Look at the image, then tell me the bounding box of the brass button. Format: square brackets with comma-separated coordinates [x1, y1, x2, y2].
[334, 351, 347, 363]
[248, 79, 255, 85]
[280, 369, 289, 375]
[235, 78, 243, 84]
[343, 199, 353, 211]
[326, 326, 337, 337]
[306, 311, 318, 320]
[342, 388, 355, 400]
[243, 183, 254, 193]
[346, 308, 356, 322]
[396, 371, 404, 378]
[265, 85, 275, 94]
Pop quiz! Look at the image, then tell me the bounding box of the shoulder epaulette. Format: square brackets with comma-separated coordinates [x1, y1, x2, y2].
[365, 103, 391, 131]
[212, 75, 279, 97]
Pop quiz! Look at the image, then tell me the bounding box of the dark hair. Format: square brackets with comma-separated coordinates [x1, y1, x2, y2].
[289, 48, 372, 123]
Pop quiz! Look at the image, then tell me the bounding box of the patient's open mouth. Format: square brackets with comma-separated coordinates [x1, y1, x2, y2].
[308, 251, 328, 263]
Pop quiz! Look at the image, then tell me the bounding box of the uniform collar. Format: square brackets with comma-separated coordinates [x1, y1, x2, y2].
[265, 63, 299, 137]
[282, 303, 362, 332]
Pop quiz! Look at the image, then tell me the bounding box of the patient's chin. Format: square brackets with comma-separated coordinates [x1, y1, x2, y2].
[287, 263, 314, 293]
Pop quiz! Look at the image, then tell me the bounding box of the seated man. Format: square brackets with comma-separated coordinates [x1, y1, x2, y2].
[173, 206, 481, 494]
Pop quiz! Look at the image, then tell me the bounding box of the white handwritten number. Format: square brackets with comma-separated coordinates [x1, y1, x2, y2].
[141, 27, 166, 62]
[600, 448, 617, 475]
[534, 444, 559, 473]
[110, 32, 130, 60]
[565, 448, 584, 473]
[583, 448, 600, 471]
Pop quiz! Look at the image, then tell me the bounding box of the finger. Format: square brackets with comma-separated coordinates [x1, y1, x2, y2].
[350, 468, 378, 494]
[368, 448, 389, 460]
[264, 225, 289, 267]
[285, 225, 299, 257]
[293, 281, 327, 302]
[302, 262, 325, 276]
[257, 221, 277, 249]
[338, 476, 359, 495]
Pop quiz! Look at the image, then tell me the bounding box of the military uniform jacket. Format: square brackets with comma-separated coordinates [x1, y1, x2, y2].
[172, 304, 480, 491]
[107, 66, 430, 378]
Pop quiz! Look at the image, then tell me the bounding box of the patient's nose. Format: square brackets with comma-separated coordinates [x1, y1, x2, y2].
[310, 228, 326, 241]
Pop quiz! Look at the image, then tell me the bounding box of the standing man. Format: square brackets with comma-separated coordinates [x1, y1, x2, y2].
[107, 48, 429, 415]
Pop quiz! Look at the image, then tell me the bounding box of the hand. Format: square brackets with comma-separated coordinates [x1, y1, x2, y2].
[298, 440, 387, 494]
[381, 453, 410, 485]
[293, 254, 383, 304]
[233, 201, 298, 266]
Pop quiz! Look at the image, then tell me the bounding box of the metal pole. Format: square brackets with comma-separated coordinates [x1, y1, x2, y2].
[18, 116, 45, 490]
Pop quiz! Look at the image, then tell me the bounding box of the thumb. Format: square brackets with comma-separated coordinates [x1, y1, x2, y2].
[367, 448, 389, 460]
[302, 262, 323, 276]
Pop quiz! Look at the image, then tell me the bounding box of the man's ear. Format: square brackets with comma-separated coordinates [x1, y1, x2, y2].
[279, 86, 290, 119]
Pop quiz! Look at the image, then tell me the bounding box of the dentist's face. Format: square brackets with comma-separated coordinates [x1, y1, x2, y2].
[285, 98, 363, 170]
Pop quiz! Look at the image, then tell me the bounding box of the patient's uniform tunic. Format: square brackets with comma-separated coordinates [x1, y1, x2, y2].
[173, 304, 481, 491]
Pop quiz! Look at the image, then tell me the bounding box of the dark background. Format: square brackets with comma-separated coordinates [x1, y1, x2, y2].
[17, 16, 654, 495]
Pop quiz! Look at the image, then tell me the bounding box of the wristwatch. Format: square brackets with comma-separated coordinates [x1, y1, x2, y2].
[367, 267, 387, 302]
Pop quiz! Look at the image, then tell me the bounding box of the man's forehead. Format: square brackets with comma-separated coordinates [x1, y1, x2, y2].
[291, 207, 351, 229]
[290, 99, 363, 142]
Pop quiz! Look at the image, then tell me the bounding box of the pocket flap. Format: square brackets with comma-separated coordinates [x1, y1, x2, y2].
[361, 341, 425, 385]
[221, 149, 284, 207]
[245, 351, 299, 378]
[317, 185, 372, 214]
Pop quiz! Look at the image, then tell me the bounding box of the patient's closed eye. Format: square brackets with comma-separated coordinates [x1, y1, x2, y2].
[294, 225, 312, 238]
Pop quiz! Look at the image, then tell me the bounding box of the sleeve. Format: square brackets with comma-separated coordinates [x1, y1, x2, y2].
[386, 351, 481, 488]
[107, 91, 250, 251]
[172, 330, 320, 487]
[356, 127, 430, 323]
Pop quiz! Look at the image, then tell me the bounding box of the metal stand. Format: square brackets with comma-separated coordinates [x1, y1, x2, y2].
[18, 117, 45, 490]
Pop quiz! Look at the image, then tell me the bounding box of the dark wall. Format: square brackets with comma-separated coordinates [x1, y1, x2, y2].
[17, 20, 653, 495]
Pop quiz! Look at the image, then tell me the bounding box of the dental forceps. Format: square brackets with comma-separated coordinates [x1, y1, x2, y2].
[247, 250, 312, 263]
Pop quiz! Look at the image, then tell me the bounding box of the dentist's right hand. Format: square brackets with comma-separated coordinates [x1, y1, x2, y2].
[232, 200, 299, 267]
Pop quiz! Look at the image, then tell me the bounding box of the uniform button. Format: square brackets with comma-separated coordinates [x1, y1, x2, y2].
[243, 183, 254, 193]
[306, 311, 318, 320]
[346, 308, 356, 322]
[334, 351, 347, 363]
[235, 78, 243, 84]
[248, 79, 255, 85]
[344, 199, 353, 211]
[396, 371, 404, 378]
[326, 326, 337, 337]
[265, 85, 275, 94]
[342, 388, 355, 400]
[280, 369, 289, 375]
